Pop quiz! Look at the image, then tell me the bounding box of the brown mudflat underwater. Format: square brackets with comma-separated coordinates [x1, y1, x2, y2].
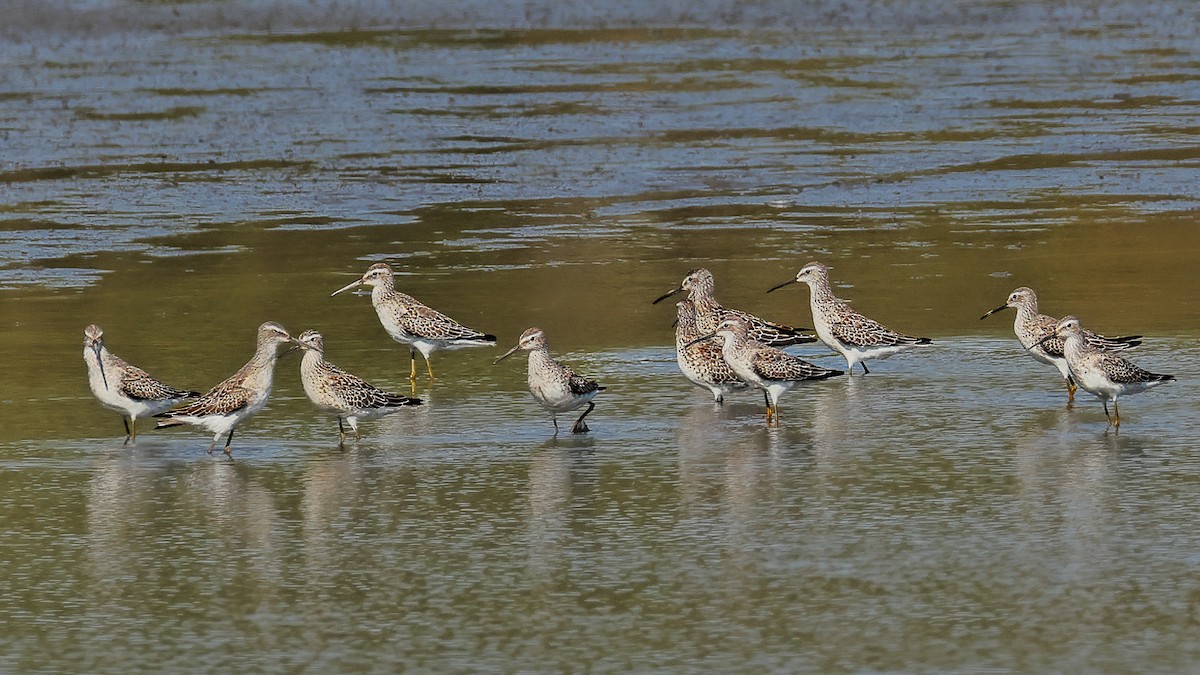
[1, 2, 1198, 672]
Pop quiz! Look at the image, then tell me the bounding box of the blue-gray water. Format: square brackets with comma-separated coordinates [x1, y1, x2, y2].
[1, 1, 1198, 671]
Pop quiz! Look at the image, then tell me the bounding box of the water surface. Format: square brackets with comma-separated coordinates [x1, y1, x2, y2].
[2, 2, 1199, 671]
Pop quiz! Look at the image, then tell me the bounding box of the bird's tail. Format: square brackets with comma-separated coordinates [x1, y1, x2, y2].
[154, 416, 186, 429]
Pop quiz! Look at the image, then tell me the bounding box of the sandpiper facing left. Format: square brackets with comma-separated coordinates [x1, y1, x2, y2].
[154, 322, 296, 457]
[332, 263, 496, 382]
[769, 261, 931, 374]
[1036, 316, 1173, 429]
[686, 316, 843, 426]
[83, 324, 199, 444]
[495, 327, 604, 434]
[295, 329, 422, 442]
[673, 299, 748, 403]
[981, 286, 1141, 402]
[653, 267, 816, 347]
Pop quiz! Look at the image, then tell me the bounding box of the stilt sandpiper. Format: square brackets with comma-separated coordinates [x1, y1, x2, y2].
[769, 261, 931, 374]
[332, 262, 496, 382]
[653, 267, 816, 347]
[83, 324, 199, 444]
[1036, 316, 1173, 429]
[154, 322, 297, 457]
[495, 327, 604, 434]
[673, 299, 748, 403]
[295, 329, 422, 442]
[685, 316, 843, 426]
[981, 287, 1142, 402]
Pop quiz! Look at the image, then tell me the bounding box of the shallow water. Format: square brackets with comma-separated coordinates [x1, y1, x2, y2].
[2, 2, 1199, 671]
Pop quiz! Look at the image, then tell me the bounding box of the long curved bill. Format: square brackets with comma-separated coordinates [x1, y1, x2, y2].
[682, 332, 718, 350]
[93, 344, 109, 390]
[652, 286, 684, 305]
[493, 344, 521, 364]
[979, 304, 1010, 320]
[1028, 333, 1057, 351]
[331, 278, 363, 297]
[766, 278, 798, 294]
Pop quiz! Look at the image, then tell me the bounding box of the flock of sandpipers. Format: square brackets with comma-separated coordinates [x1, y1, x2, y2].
[84, 261, 1176, 457]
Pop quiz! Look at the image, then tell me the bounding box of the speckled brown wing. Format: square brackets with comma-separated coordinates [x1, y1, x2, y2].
[687, 341, 744, 385]
[751, 348, 842, 382]
[1098, 353, 1173, 385]
[120, 365, 198, 402]
[384, 290, 495, 342]
[162, 382, 252, 417]
[718, 307, 816, 347]
[829, 311, 929, 349]
[1035, 313, 1140, 356]
[1084, 330, 1141, 352]
[567, 371, 604, 397]
[322, 362, 421, 409]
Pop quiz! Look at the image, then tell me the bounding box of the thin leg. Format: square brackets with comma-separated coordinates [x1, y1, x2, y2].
[207, 439, 216, 455]
[572, 401, 595, 434]
[338, 417, 346, 443]
[773, 404, 781, 427]
[552, 416, 559, 435]
[424, 353, 436, 381]
[1113, 400, 1120, 429]
[765, 406, 773, 426]
[1103, 400, 1113, 427]
[131, 418, 138, 441]
[223, 428, 235, 457]
[409, 348, 418, 381]
[861, 362, 871, 375]
[763, 390, 770, 407]
[1066, 376, 1077, 402]
[122, 417, 132, 445]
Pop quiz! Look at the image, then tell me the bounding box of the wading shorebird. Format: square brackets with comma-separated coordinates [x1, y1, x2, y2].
[768, 261, 931, 374]
[332, 263, 496, 382]
[673, 299, 748, 403]
[495, 327, 604, 434]
[981, 286, 1141, 402]
[154, 322, 297, 457]
[653, 267, 816, 347]
[686, 317, 843, 426]
[83, 324, 199, 444]
[295, 329, 422, 442]
[1035, 316, 1173, 430]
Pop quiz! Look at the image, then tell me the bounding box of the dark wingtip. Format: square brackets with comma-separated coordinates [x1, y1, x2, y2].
[187, 391, 202, 398]
[483, 334, 498, 342]
[916, 337, 933, 345]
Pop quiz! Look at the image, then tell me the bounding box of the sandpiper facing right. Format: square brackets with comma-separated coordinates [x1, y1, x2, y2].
[154, 322, 297, 457]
